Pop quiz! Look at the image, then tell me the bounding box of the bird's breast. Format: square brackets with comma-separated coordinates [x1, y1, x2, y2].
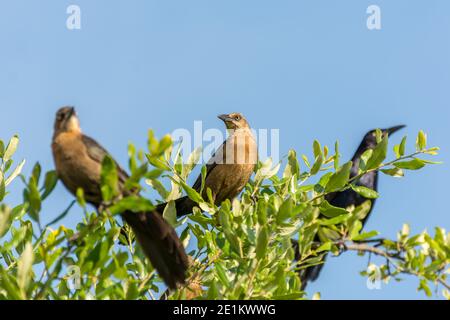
[52, 132, 102, 203]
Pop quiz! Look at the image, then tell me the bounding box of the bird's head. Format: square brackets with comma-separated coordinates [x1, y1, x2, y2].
[54, 106, 81, 134]
[218, 112, 250, 130]
[361, 125, 406, 150]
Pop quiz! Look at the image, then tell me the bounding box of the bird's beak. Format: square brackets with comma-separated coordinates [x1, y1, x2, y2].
[68, 107, 76, 117]
[386, 125, 406, 135]
[218, 114, 231, 122]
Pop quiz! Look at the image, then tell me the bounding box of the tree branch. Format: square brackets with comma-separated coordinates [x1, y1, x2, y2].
[342, 241, 450, 291]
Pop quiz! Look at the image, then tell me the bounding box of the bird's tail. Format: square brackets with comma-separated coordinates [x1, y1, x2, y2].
[122, 210, 189, 289]
[291, 239, 327, 291]
[299, 261, 326, 291]
[156, 196, 197, 218]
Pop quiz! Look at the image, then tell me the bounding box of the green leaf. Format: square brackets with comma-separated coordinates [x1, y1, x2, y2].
[215, 263, 230, 287]
[256, 226, 269, 260]
[318, 227, 341, 242]
[5, 159, 25, 187]
[256, 158, 280, 180]
[319, 200, 349, 218]
[314, 172, 333, 193]
[184, 146, 202, 178]
[157, 134, 173, 155]
[125, 281, 139, 300]
[365, 135, 388, 170]
[109, 196, 155, 215]
[325, 161, 352, 192]
[163, 200, 177, 226]
[359, 149, 373, 172]
[146, 178, 169, 200]
[17, 242, 33, 296]
[26, 177, 41, 222]
[283, 150, 300, 179]
[147, 129, 159, 155]
[310, 155, 323, 175]
[257, 199, 267, 225]
[319, 214, 349, 226]
[393, 136, 407, 159]
[0, 140, 4, 158]
[416, 130, 427, 151]
[41, 170, 58, 200]
[419, 159, 442, 165]
[0, 206, 12, 238]
[3, 135, 19, 162]
[277, 198, 293, 223]
[313, 140, 322, 158]
[380, 167, 404, 178]
[316, 242, 332, 253]
[418, 279, 432, 297]
[145, 168, 164, 180]
[393, 145, 401, 159]
[349, 220, 362, 239]
[199, 165, 208, 194]
[0, 175, 5, 202]
[100, 155, 119, 202]
[76, 188, 86, 208]
[423, 146, 439, 155]
[334, 141, 340, 170]
[0, 270, 22, 299]
[399, 136, 407, 157]
[224, 230, 243, 258]
[31, 162, 41, 185]
[352, 230, 379, 241]
[351, 185, 379, 199]
[302, 155, 310, 168]
[146, 154, 170, 171]
[393, 158, 425, 170]
[180, 180, 203, 203]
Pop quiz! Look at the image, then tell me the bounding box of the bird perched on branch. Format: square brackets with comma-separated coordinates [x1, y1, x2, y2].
[157, 113, 258, 217]
[294, 125, 405, 290]
[51, 106, 189, 289]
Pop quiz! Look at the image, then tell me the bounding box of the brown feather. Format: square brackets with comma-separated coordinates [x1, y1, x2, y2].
[52, 116, 188, 289]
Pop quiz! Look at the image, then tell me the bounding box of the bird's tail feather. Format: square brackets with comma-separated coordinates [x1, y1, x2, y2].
[122, 210, 189, 289]
[299, 260, 326, 290]
[291, 239, 327, 291]
[156, 196, 197, 218]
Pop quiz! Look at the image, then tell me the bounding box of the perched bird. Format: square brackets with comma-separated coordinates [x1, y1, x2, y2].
[157, 113, 258, 217]
[294, 125, 405, 290]
[51, 106, 189, 289]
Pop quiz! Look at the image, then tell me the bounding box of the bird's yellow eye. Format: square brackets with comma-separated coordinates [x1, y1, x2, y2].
[234, 115, 241, 121]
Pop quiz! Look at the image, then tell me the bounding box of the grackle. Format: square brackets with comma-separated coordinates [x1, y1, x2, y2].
[294, 125, 405, 290]
[51, 106, 189, 289]
[157, 113, 258, 217]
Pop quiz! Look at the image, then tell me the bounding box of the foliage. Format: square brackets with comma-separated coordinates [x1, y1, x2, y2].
[0, 130, 448, 300]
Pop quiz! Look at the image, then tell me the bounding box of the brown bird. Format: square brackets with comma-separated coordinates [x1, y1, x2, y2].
[157, 113, 258, 217]
[51, 106, 189, 289]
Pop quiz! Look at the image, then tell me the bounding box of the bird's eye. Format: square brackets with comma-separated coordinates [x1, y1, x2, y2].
[234, 115, 241, 121]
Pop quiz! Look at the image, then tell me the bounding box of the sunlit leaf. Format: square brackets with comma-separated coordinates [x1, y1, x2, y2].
[325, 161, 352, 192]
[394, 158, 425, 170]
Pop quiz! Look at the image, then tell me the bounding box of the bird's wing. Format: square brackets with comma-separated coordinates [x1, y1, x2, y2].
[82, 135, 129, 184]
[324, 191, 338, 203]
[191, 140, 226, 191]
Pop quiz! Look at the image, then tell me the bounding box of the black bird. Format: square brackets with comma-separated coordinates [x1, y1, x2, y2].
[294, 125, 405, 290]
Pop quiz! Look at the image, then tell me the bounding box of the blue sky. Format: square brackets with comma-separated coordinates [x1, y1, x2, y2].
[0, 1, 449, 299]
